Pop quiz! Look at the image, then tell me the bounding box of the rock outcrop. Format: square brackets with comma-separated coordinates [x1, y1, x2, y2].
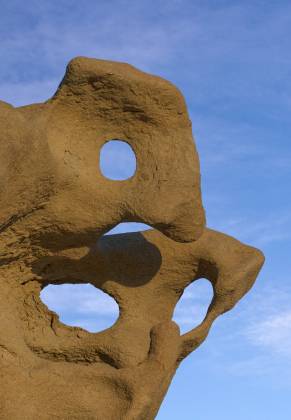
[0, 57, 264, 419]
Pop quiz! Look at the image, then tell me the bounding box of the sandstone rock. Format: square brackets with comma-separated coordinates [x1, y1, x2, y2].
[0, 57, 264, 419]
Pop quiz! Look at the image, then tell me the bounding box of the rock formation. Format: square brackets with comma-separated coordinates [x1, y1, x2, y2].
[0, 57, 264, 419]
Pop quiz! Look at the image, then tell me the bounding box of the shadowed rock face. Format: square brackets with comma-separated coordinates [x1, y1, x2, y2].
[0, 57, 264, 420]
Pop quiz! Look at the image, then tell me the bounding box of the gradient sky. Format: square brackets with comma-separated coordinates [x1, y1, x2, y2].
[1, 1, 291, 419]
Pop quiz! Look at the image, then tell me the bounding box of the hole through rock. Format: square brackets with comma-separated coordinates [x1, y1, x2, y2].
[104, 222, 151, 235]
[40, 283, 119, 333]
[173, 278, 213, 334]
[100, 139, 136, 180]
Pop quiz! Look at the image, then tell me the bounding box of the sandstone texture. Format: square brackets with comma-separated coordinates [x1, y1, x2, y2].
[0, 57, 264, 419]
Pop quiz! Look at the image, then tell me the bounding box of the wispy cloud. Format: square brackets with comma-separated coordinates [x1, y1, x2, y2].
[2, 1, 291, 112]
[173, 279, 213, 333]
[245, 310, 291, 358]
[1, 2, 291, 417]
[210, 213, 291, 247]
[0, 1, 191, 105]
[226, 354, 291, 379]
[209, 283, 291, 382]
[184, 282, 291, 388]
[40, 284, 119, 332]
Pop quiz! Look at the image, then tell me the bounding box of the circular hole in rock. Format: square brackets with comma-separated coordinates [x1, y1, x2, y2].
[173, 278, 213, 334]
[40, 283, 119, 333]
[100, 140, 136, 180]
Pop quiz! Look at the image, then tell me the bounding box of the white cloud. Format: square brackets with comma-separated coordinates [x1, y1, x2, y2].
[1, 3, 291, 396]
[209, 213, 291, 247]
[2, 0, 291, 112]
[245, 310, 291, 358]
[209, 283, 291, 382]
[226, 354, 291, 378]
[40, 284, 119, 332]
[173, 279, 213, 333]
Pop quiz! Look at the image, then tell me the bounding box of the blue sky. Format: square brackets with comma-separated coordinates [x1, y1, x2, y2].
[1, 1, 291, 418]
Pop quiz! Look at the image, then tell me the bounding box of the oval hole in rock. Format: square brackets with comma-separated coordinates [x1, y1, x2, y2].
[100, 140, 136, 180]
[40, 284, 119, 333]
[173, 279, 213, 334]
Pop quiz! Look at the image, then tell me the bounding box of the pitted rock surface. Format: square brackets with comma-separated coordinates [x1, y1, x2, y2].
[0, 57, 264, 420]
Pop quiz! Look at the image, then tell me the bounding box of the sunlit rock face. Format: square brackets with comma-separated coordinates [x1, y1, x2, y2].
[0, 57, 264, 420]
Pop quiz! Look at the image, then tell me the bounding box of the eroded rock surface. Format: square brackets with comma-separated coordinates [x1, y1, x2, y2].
[0, 57, 264, 419]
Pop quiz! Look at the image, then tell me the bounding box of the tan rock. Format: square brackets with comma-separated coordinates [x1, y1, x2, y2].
[0, 57, 264, 419]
